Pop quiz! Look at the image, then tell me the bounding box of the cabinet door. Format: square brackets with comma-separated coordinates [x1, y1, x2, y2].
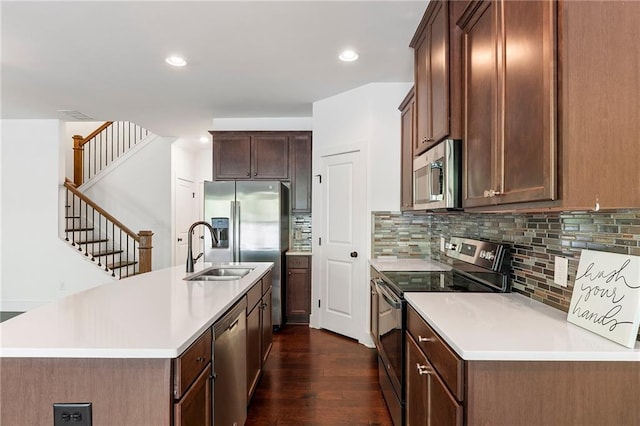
[213, 134, 252, 180]
[289, 133, 312, 213]
[406, 335, 462, 426]
[399, 88, 415, 210]
[252, 134, 289, 179]
[414, 0, 451, 155]
[286, 267, 310, 323]
[174, 364, 212, 426]
[500, 0, 556, 204]
[428, 0, 450, 145]
[406, 334, 428, 426]
[247, 303, 261, 401]
[414, 29, 431, 156]
[461, 0, 499, 207]
[261, 287, 273, 364]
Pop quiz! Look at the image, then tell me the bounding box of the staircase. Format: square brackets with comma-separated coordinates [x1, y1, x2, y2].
[63, 121, 154, 279]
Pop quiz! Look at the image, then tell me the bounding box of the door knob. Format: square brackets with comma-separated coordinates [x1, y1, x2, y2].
[350, 251, 358, 258]
[177, 238, 183, 242]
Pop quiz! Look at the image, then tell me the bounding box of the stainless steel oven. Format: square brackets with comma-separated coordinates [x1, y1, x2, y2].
[372, 237, 511, 426]
[371, 274, 404, 426]
[413, 139, 461, 210]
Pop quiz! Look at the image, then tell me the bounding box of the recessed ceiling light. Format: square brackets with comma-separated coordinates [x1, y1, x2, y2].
[339, 49, 359, 62]
[165, 55, 187, 67]
[199, 136, 209, 143]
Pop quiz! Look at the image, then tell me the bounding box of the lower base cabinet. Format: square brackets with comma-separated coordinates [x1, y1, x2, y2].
[405, 305, 640, 425]
[174, 364, 212, 426]
[285, 255, 311, 324]
[247, 270, 273, 402]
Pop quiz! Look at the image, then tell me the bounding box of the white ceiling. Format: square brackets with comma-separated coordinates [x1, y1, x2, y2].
[1, 1, 426, 141]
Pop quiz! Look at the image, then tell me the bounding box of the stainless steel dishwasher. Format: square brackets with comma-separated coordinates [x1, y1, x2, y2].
[213, 298, 247, 426]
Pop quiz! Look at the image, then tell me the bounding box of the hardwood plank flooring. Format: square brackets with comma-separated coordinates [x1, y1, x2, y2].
[246, 325, 393, 426]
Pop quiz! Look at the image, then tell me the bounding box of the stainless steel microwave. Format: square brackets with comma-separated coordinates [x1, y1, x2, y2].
[413, 139, 461, 210]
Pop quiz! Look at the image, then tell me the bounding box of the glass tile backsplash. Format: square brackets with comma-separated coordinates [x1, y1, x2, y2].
[372, 209, 640, 341]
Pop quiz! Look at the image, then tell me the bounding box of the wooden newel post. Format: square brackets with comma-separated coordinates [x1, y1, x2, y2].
[138, 230, 153, 274]
[72, 135, 85, 187]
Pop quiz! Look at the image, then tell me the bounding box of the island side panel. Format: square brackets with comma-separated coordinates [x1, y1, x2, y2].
[465, 360, 640, 425]
[0, 357, 172, 426]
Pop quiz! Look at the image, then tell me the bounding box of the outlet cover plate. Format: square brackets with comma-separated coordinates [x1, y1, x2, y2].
[53, 403, 92, 426]
[554, 256, 568, 287]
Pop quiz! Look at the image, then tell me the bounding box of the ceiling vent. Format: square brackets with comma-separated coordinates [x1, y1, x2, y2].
[57, 110, 95, 120]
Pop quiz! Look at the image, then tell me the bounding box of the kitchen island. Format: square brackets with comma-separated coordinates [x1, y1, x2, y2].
[0, 261, 273, 426]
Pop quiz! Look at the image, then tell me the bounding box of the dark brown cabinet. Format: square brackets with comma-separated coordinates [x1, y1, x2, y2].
[172, 330, 213, 426]
[458, 0, 556, 208]
[174, 364, 212, 426]
[246, 270, 273, 402]
[411, 0, 463, 156]
[285, 255, 311, 324]
[211, 131, 289, 181]
[289, 133, 312, 213]
[406, 305, 463, 426]
[399, 88, 415, 210]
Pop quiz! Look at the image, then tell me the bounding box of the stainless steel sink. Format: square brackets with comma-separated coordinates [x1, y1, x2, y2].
[185, 267, 253, 281]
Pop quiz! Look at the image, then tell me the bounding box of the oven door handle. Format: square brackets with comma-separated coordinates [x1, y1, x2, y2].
[376, 281, 402, 309]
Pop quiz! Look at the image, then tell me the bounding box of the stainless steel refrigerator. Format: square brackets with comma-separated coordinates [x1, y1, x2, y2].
[203, 181, 289, 327]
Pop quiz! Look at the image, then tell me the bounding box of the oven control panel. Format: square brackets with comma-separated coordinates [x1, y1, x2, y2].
[444, 237, 507, 272]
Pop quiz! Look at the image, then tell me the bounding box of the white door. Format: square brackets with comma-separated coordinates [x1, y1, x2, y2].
[175, 177, 196, 266]
[317, 149, 366, 340]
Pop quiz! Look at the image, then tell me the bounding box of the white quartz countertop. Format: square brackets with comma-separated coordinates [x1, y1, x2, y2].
[369, 257, 451, 272]
[0, 262, 273, 359]
[286, 251, 312, 256]
[405, 292, 640, 361]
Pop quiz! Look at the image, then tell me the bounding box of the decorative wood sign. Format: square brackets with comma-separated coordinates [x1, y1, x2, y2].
[568, 250, 640, 348]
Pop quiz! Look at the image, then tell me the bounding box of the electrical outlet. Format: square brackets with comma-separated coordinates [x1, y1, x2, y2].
[440, 236, 445, 252]
[554, 256, 569, 287]
[53, 403, 92, 426]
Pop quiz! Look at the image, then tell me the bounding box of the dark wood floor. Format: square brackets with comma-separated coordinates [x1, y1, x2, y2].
[246, 325, 393, 426]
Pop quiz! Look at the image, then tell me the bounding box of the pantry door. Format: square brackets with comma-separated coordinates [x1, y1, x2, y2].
[316, 148, 366, 341]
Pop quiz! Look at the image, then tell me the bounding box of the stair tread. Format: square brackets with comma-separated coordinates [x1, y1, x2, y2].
[65, 227, 94, 232]
[91, 249, 124, 257]
[107, 260, 137, 269]
[76, 238, 109, 244]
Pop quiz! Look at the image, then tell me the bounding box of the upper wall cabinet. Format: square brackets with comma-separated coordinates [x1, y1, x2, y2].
[212, 132, 289, 180]
[453, 0, 640, 211]
[410, 0, 464, 156]
[210, 130, 313, 213]
[289, 132, 312, 213]
[458, 0, 557, 208]
[399, 87, 415, 211]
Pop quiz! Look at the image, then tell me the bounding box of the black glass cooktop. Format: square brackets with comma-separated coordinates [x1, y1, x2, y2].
[380, 270, 505, 296]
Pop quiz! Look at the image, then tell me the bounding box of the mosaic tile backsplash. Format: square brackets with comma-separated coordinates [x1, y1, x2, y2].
[291, 213, 312, 251]
[372, 209, 640, 340]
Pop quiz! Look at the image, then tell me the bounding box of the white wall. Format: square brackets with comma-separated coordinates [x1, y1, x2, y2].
[212, 117, 312, 131]
[1, 120, 114, 311]
[83, 136, 174, 270]
[311, 82, 412, 345]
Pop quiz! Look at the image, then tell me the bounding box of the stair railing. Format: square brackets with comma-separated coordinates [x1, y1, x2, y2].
[73, 121, 150, 186]
[63, 180, 153, 278]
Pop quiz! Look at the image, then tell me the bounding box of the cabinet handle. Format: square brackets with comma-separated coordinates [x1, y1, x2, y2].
[416, 363, 431, 376]
[483, 189, 502, 198]
[246, 172, 251, 177]
[254, 172, 257, 176]
[418, 335, 435, 343]
[196, 356, 206, 363]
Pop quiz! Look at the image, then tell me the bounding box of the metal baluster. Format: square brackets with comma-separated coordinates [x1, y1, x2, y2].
[96, 213, 103, 267]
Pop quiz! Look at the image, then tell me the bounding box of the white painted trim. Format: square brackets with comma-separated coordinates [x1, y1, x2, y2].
[78, 133, 167, 192]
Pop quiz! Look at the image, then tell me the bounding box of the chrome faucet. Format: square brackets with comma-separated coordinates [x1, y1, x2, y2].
[186, 221, 218, 273]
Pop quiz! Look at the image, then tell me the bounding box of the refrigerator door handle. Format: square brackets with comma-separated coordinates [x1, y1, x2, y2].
[231, 201, 240, 262]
